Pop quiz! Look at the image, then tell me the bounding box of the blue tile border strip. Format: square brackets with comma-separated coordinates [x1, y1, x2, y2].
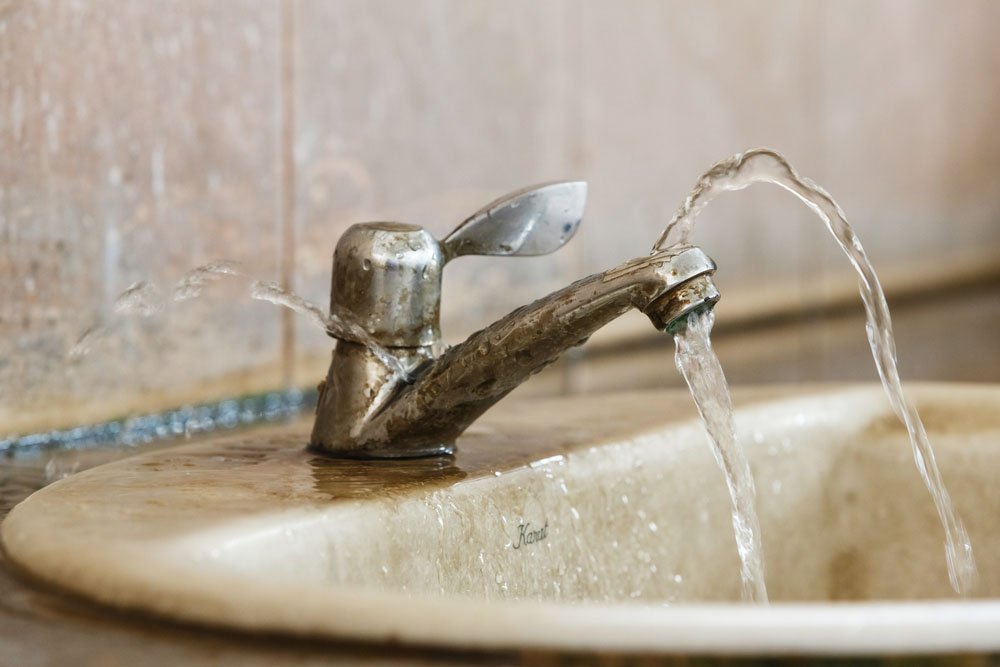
[0, 388, 318, 455]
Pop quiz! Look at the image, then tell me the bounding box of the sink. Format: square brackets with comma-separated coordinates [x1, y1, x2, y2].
[3, 383, 1000, 655]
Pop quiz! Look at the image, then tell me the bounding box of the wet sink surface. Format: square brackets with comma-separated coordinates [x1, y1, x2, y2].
[3, 384, 1000, 654]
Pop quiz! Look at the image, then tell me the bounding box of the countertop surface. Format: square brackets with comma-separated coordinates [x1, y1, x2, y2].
[0, 430, 525, 667]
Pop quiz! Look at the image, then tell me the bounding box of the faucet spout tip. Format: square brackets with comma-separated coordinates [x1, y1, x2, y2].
[644, 275, 720, 334]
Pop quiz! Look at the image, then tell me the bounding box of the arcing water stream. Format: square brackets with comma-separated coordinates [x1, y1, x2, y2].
[661, 148, 977, 597]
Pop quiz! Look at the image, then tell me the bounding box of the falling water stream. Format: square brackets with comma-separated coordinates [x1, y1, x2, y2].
[662, 148, 977, 597]
[673, 308, 767, 603]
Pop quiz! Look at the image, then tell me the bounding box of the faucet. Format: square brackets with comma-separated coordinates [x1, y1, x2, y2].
[310, 182, 720, 457]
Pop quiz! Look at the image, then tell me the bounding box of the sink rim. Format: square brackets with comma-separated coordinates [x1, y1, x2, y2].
[4, 382, 1000, 655]
[5, 538, 1000, 656]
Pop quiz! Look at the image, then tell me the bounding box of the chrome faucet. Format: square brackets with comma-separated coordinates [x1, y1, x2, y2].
[310, 182, 719, 458]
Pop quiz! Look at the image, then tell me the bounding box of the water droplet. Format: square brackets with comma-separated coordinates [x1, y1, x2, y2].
[114, 281, 163, 316]
[173, 261, 241, 301]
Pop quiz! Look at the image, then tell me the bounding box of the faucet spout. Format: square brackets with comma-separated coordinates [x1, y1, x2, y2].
[310, 243, 718, 458]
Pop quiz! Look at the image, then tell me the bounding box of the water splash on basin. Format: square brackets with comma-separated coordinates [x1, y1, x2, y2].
[657, 148, 977, 594]
[673, 308, 767, 603]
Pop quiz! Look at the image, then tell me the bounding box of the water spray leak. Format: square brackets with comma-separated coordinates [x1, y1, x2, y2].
[68, 326, 107, 361]
[249, 280, 410, 380]
[249, 280, 329, 332]
[113, 281, 164, 316]
[69, 263, 409, 380]
[173, 260, 242, 302]
[69, 281, 165, 361]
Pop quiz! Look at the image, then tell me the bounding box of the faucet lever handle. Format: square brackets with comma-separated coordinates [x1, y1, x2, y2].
[441, 181, 587, 262]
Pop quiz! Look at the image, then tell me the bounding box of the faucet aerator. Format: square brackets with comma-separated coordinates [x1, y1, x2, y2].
[645, 275, 721, 335]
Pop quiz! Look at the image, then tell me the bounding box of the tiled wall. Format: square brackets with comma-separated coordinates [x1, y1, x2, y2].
[3, 0, 1000, 433]
[1, 1, 285, 432]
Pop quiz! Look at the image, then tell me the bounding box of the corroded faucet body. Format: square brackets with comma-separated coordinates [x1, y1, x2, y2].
[310, 183, 719, 458]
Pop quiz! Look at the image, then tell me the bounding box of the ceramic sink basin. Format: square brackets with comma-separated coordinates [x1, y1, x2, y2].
[3, 383, 1000, 655]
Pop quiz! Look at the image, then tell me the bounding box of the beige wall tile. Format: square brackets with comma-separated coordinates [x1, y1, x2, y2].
[1, 1, 284, 432]
[573, 0, 1000, 325]
[819, 0, 1000, 262]
[575, 0, 826, 278]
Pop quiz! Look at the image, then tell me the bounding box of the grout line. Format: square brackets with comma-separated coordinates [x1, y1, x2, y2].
[796, 0, 830, 382]
[560, 0, 587, 396]
[810, 0, 833, 382]
[278, 0, 297, 388]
